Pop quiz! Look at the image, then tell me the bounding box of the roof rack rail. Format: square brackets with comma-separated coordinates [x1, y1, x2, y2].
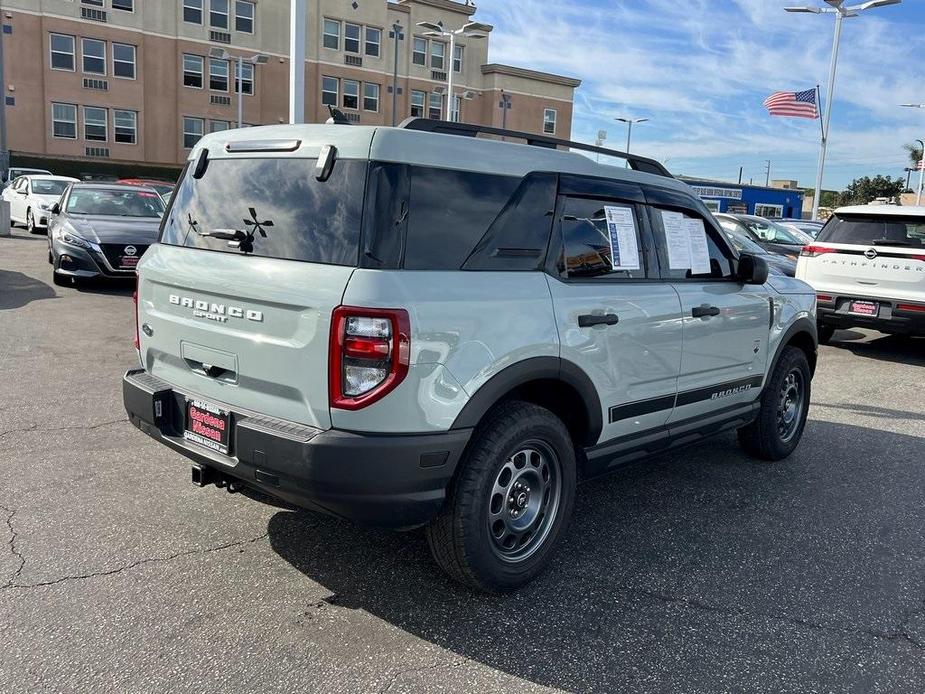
[398, 118, 673, 178]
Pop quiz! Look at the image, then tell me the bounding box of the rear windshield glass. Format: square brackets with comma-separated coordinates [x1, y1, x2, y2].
[67, 188, 165, 217]
[32, 179, 70, 196]
[817, 215, 925, 248]
[160, 157, 366, 266]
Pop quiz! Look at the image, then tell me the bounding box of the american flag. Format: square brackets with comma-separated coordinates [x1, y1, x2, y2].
[763, 88, 819, 119]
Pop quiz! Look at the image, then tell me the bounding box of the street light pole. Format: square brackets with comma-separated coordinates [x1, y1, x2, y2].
[289, 0, 306, 124]
[916, 139, 925, 206]
[417, 20, 486, 122]
[785, 0, 902, 220]
[389, 23, 404, 126]
[615, 117, 648, 168]
[211, 48, 269, 128]
[237, 55, 244, 129]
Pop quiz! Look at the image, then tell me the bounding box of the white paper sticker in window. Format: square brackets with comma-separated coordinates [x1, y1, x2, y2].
[685, 218, 711, 275]
[604, 206, 640, 271]
[661, 210, 691, 270]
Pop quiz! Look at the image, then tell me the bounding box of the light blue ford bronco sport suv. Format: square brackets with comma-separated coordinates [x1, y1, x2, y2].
[123, 119, 818, 591]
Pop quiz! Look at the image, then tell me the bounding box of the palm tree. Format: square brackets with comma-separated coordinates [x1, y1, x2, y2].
[904, 142, 923, 168]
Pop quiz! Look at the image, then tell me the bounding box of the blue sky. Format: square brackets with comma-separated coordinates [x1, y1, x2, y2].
[474, 0, 924, 190]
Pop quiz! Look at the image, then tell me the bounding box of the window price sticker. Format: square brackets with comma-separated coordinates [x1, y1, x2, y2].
[605, 206, 640, 271]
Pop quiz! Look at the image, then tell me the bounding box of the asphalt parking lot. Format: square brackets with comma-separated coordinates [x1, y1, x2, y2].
[1, 226, 923, 693]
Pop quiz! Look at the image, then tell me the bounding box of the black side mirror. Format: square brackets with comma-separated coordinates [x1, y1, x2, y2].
[50, 202, 60, 215]
[737, 253, 769, 285]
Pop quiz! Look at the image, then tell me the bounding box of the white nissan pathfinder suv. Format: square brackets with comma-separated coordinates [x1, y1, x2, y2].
[797, 205, 925, 342]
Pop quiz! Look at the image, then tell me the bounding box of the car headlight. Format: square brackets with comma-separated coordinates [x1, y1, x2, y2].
[61, 232, 91, 249]
[38, 202, 52, 211]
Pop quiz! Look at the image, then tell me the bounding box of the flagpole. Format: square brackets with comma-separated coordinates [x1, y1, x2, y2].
[812, 11, 844, 221]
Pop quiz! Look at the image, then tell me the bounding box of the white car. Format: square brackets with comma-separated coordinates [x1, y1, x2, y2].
[796, 205, 925, 342]
[1, 175, 79, 233]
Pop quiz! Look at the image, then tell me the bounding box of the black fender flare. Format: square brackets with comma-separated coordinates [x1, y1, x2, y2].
[450, 356, 603, 446]
[769, 316, 818, 377]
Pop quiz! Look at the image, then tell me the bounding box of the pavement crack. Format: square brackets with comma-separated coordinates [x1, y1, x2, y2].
[0, 417, 127, 440]
[378, 660, 466, 694]
[3, 532, 268, 590]
[617, 584, 925, 651]
[0, 505, 26, 589]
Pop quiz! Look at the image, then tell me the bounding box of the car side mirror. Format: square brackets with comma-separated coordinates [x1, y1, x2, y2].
[737, 253, 769, 285]
[17, 189, 28, 195]
[50, 202, 60, 215]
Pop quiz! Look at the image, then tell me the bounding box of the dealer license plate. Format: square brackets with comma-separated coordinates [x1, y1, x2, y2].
[184, 399, 231, 455]
[848, 300, 879, 317]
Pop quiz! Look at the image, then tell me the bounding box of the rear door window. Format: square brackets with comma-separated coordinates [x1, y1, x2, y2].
[817, 215, 925, 248]
[160, 157, 367, 266]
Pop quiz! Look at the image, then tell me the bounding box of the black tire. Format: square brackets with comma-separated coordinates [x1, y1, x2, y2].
[47, 249, 53, 264]
[26, 208, 36, 234]
[817, 323, 835, 345]
[425, 400, 577, 592]
[738, 346, 811, 461]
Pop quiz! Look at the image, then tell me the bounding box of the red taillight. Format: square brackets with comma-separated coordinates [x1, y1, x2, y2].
[132, 276, 140, 350]
[329, 306, 410, 410]
[896, 303, 925, 313]
[816, 293, 834, 303]
[910, 255, 925, 263]
[801, 244, 835, 257]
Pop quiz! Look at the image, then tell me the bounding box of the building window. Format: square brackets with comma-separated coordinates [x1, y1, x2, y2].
[428, 93, 442, 120]
[410, 90, 425, 117]
[52, 103, 77, 139]
[210, 0, 229, 29]
[321, 76, 339, 106]
[210, 119, 230, 133]
[50, 33, 75, 71]
[183, 117, 204, 148]
[112, 0, 133, 11]
[183, 0, 203, 24]
[343, 79, 359, 110]
[344, 23, 361, 54]
[112, 43, 136, 79]
[81, 0, 103, 5]
[363, 83, 380, 112]
[430, 41, 445, 70]
[322, 19, 339, 49]
[81, 38, 106, 75]
[543, 108, 557, 135]
[114, 109, 137, 144]
[235, 62, 254, 95]
[235, 1, 254, 33]
[365, 27, 381, 57]
[209, 58, 228, 91]
[453, 45, 463, 73]
[450, 95, 460, 123]
[412, 37, 427, 66]
[754, 204, 784, 218]
[183, 54, 204, 88]
[84, 106, 107, 142]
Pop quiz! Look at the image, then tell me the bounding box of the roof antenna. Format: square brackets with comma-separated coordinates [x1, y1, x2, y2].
[326, 105, 352, 125]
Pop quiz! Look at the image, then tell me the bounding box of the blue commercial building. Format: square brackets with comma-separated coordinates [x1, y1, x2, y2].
[679, 177, 805, 219]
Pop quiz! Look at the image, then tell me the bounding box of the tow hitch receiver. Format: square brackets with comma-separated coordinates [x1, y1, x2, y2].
[191, 463, 216, 487]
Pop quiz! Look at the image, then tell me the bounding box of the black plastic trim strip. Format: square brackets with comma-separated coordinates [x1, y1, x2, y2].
[608, 395, 675, 423]
[608, 375, 764, 424]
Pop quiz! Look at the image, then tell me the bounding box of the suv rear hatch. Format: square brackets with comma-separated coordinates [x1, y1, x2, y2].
[797, 212, 925, 303]
[137, 142, 369, 430]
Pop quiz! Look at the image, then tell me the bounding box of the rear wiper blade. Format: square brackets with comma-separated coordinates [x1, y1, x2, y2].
[194, 228, 248, 241]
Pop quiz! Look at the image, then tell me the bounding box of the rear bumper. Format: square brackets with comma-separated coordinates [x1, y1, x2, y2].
[817, 295, 925, 335]
[122, 369, 471, 529]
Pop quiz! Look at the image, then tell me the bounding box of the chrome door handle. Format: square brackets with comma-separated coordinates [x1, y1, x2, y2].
[578, 313, 619, 328]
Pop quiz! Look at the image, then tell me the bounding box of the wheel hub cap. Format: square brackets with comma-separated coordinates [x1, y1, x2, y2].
[488, 443, 562, 563]
[777, 370, 804, 443]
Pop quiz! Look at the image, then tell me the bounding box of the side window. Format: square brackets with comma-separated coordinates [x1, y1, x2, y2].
[650, 207, 735, 280]
[403, 167, 520, 270]
[556, 198, 646, 279]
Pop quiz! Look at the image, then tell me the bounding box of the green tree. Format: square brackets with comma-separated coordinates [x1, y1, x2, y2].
[904, 141, 923, 168]
[837, 175, 905, 206]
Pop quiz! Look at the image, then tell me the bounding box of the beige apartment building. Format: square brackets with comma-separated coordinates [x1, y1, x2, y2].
[0, 0, 580, 177]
